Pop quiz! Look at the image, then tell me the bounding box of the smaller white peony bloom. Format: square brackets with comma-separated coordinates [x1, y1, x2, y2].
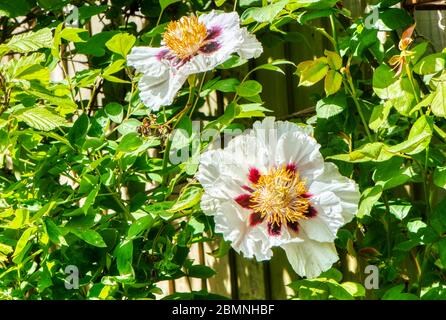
[127, 11, 263, 111]
[196, 117, 360, 278]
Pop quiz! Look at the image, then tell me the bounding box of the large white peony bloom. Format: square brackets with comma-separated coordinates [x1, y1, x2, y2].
[196, 118, 360, 278]
[127, 11, 263, 111]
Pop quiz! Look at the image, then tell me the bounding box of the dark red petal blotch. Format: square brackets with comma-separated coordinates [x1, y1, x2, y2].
[286, 163, 297, 172]
[287, 221, 299, 233]
[267, 222, 282, 236]
[249, 212, 264, 227]
[235, 194, 253, 209]
[248, 167, 261, 184]
[306, 206, 318, 218]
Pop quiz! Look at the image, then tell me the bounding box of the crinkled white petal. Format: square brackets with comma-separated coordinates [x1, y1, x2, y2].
[275, 131, 325, 180]
[237, 28, 263, 59]
[309, 162, 360, 223]
[242, 118, 324, 180]
[298, 191, 344, 242]
[282, 237, 339, 278]
[196, 134, 270, 196]
[201, 194, 273, 260]
[127, 47, 168, 76]
[199, 10, 240, 31]
[137, 68, 187, 111]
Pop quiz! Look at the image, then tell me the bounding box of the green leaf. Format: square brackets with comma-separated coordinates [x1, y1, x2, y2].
[297, 57, 329, 87]
[0, 0, 31, 18]
[5, 28, 53, 53]
[78, 5, 108, 20]
[387, 115, 433, 155]
[117, 119, 142, 135]
[105, 33, 136, 57]
[14, 107, 67, 131]
[288, 279, 329, 300]
[372, 64, 399, 100]
[438, 238, 446, 267]
[103, 59, 126, 76]
[169, 186, 203, 212]
[127, 215, 154, 240]
[382, 285, 419, 300]
[211, 78, 240, 93]
[407, 220, 427, 234]
[117, 133, 143, 153]
[236, 80, 263, 97]
[76, 31, 119, 57]
[413, 53, 446, 75]
[115, 240, 134, 276]
[410, 42, 429, 65]
[316, 92, 346, 118]
[431, 81, 446, 118]
[325, 281, 354, 300]
[83, 185, 100, 214]
[105, 102, 124, 123]
[72, 229, 107, 248]
[376, 8, 413, 31]
[24, 88, 77, 112]
[358, 185, 383, 217]
[434, 166, 446, 189]
[373, 158, 415, 191]
[329, 142, 393, 163]
[389, 203, 412, 221]
[160, 0, 181, 10]
[12, 227, 35, 260]
[241, 0, 288, 23]
[369, 102, 391, 132]
[44, 219, 67, 246]
[341, 282, 366, 297]
[319, 268, 343, 282]
[188, 265, 216, 279]
[372, 65, 418, 115]
[68, 113, 90, 147]
[236, 103, 272, 118]
[325, 50, 342, 70]
[60, 28, 89, 43]
[324, 70, 342, 96]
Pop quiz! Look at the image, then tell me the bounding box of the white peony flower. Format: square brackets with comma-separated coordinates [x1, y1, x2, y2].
[127, 11, 263, 111]
[196, 117, 360, 278]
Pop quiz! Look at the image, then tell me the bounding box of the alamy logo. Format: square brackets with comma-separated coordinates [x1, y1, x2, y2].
[364, 7, 380, 30]
[64, 5, 79, 27]
[64, 265, 79, 290]
[364, 265, 379, 290]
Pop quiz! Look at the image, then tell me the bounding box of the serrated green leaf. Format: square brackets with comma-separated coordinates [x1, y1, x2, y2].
[14, 107, 67, 131]
[6, 28, 53, 53]
[105, 33, 136, 57]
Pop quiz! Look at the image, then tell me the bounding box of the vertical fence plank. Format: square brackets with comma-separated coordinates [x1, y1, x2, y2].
[204, 240, 233, 298]
[235, 255, 267, 299]
[414, 9, 446, 50]
[268, 248, 298, 299]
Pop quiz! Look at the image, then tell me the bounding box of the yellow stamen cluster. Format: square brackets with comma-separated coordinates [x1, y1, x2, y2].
[163, 16, 208, 60]
[250, 166, 310, 227]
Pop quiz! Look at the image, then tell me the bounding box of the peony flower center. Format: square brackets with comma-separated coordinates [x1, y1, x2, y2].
[250, 165, 310, 227]
[163, 16, 208, 60]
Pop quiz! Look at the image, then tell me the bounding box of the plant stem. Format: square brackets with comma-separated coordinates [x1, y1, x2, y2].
[405, 63, 420, 104]
[161, 78, 197, 186]
[344, 78, 374, 142]
[149, 9, 164, 46]
[329, 14, 339, 52]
